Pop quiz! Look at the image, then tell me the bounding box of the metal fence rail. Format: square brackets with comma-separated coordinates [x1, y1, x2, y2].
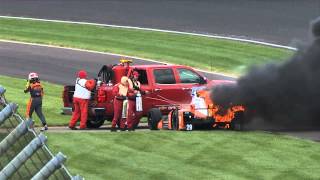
[0, 85, 82, 180]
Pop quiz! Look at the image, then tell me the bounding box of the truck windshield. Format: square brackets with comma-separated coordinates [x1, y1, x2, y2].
[153, 69, 176, 84]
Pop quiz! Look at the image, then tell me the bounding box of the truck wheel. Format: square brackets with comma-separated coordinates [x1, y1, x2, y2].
[148, 108, 162, 130]
[230, 112, 244, 131]
[87, 116, 105, 128]
[171, 109, 179, 130]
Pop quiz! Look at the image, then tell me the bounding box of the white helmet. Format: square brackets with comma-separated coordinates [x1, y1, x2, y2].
[28, 72, 39, 80]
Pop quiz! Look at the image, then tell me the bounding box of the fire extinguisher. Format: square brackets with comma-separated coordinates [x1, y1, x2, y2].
[136, 91, 143, 112]
[122, 98, 128, 118]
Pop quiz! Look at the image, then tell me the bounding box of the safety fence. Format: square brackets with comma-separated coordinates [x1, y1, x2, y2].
[0, 85, 82, 180]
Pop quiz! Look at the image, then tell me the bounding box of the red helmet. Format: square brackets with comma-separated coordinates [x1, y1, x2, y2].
[132, 71, 139, 77]
[78, 70, 87, 79]
[28, 72, 39, 80]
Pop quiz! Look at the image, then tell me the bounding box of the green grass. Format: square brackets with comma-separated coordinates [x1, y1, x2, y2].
[47, 131, 320, 180]
[0, 18, 292, 76]
[0, 75, 69, 126]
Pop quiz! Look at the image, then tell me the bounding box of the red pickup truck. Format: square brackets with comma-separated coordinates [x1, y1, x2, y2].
[62, 60, 210, 128]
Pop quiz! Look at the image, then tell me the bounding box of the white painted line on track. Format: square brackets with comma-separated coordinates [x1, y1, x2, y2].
[0, 39, 235, 78]
[0, 15, 297, 51]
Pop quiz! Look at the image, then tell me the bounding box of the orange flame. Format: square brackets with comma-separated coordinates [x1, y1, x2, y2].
[196, 90, 245, 123]
[211, 105, 244, 122]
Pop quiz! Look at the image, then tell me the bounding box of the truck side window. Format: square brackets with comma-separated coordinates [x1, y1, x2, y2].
[178, 68, 201, 83]
[153, 69, 176, 84]
[136, 69, 148, 85]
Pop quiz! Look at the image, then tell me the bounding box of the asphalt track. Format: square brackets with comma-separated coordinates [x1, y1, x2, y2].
[0, 41, 233, 84]
[0, 0, 319, 45]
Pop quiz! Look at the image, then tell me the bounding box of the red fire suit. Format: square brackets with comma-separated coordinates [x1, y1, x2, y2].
[111, 77, 130, 130]
[127, 78, 143, 130]
[69, 78, 92, 129]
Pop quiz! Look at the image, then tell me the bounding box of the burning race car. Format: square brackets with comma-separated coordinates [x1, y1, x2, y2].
[151, 81, 245, 131]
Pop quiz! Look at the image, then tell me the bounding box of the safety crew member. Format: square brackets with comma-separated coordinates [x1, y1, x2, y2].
[69, 70, 95, 130]
[111, 76, 130, 131]
[127, 70, 144, 131]
[24, 72, 47, 131]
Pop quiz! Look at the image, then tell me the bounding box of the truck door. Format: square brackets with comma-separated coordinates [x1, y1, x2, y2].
[175, 68, 207, 103]
[150, 68, 185, 106]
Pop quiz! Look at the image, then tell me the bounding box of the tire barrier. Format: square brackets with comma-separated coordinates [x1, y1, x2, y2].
[0, 85, 83, 180]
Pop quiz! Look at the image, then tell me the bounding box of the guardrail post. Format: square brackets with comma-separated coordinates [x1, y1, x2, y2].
[31, 152, 67, 180]
[0, 85, 80, 179]
[0, 119, 33, 156]
[0, 103, 18, 126]
[0, 133, 47, 179]
[0, 85, 6, 96]
[72, 175, 84, 180]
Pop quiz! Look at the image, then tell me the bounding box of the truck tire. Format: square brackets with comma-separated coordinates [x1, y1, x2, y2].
[230, 112, 244, 131]
[148, 108, 162, 130]
[171, 109, 179, 130]
[87, 116, 105, 128]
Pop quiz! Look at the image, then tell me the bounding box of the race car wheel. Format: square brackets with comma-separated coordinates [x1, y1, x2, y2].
[230, 112, 244, 131]
[171, 109, 179, 130]
[87, 116, 105, 128]
[148, 108, 162, 130]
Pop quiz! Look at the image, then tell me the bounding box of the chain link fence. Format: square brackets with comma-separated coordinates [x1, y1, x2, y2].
[0, 85, 82, 180]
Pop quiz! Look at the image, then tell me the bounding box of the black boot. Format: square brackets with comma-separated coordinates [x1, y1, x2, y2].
[110, 127, 117, 132]
[69, 126, 78, 130]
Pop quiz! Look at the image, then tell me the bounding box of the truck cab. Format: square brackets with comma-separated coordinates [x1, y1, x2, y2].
[62, 60, 208, 128]
[134, 65, 207, 112]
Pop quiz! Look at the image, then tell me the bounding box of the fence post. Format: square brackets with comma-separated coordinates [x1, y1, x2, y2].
[72, 175, 84, 180]
[0, 86, 5, 96]
[0, 133, 47, 179]
[0, 119, 33, 156]
[0, 103, 18, 126]
[31, 152, 67, 180]
[0, 85, 79, 179]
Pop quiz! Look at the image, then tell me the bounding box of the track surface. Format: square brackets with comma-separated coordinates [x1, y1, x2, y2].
[0, 0, 319, 45]
[0, 41, 233, 84]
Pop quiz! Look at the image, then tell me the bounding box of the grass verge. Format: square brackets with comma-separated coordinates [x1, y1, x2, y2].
[0, 18, 292, 76]
[47, 131, 320, 180]
[0, 75, 69, 126]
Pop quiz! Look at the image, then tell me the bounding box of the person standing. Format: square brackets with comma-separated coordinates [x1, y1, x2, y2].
[24, 72, 47, 131]
[111, 76, 129, 131]
[69, 70, 95, 130]
[127, 71, 144, 131]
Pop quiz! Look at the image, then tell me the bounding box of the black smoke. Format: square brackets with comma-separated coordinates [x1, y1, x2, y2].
[211, 17, 320, 130]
